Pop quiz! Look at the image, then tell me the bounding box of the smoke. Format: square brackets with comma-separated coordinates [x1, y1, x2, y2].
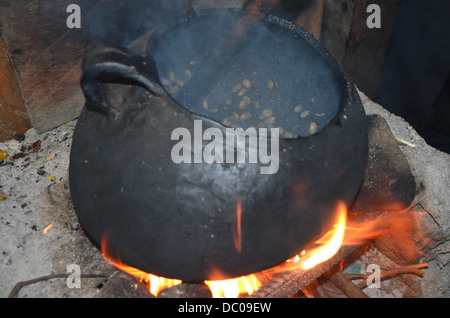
[86, 0, 288, 47]
[86, 0, 193, 46]
[85, 0, 312, 46]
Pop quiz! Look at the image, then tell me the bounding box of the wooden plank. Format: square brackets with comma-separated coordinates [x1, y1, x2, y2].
[321, 0, 400, 99]
[320, 0, 355, 63]
[0, 0, 100, 133]
[0, 33, 32, 142]
[342, 0, 401, 99]
[191, 0, 245, 10]
[293, 0, 325, 41]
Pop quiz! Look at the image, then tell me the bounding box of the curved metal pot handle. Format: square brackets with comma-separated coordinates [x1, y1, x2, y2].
[80, 45, 165, 117]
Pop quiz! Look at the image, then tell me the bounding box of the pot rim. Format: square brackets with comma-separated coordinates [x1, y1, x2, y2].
[145, 8, 359, 141]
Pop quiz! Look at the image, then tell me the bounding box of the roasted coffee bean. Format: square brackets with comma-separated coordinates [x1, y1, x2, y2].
[233, 84, 242, 93]
[309, 122, 318, 134]
[175, 79, 185, 87]
[301, 110, 311, 118]
[240, 112, 252, 121]
[242, 79, 252, 89]
[238, 88, 247, 96]
[263, 109, 273, 118]
[265, 116, 276, 125]
[169, 86, 180, 94]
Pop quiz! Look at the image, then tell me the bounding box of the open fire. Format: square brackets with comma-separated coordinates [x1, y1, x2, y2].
[99, 199, 426, 298]
[100, 201, 348, 298]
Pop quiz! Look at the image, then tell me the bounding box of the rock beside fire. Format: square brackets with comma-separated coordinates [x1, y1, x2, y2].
[351, 114, 417, 212]
[359, 91, 450, 298]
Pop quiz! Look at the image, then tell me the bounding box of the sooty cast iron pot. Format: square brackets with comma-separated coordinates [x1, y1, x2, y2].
[69, 10, 368, 282]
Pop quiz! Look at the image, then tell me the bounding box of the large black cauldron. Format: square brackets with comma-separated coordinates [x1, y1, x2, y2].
[69, 10, 368, 282]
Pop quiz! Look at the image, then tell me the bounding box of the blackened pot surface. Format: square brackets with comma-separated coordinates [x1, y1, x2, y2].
[69, 10, 368, 282]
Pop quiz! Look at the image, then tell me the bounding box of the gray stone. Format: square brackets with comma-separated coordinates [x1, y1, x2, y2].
[351, 114, 416, 212]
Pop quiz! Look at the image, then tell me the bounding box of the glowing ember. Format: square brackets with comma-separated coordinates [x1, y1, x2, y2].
[43, 224, 53, 234]
[233, 197, 243, 253]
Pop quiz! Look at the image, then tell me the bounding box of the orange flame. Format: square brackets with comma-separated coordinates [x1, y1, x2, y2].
[233, 197, 243, 253]
[367, 207, 431, 264]
[205, 274, 262, 298]
[99, 200, 427, 298]
[273, 201, 348, 273]
[148, 275, 182, 297]
[99, 202, 350, 298]
[298, 201, 347, 270]
[100, 235, 182, 297]
[100, 234, 260, 297]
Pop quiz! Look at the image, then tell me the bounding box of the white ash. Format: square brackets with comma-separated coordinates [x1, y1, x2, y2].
[0, 121, 115, 298]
